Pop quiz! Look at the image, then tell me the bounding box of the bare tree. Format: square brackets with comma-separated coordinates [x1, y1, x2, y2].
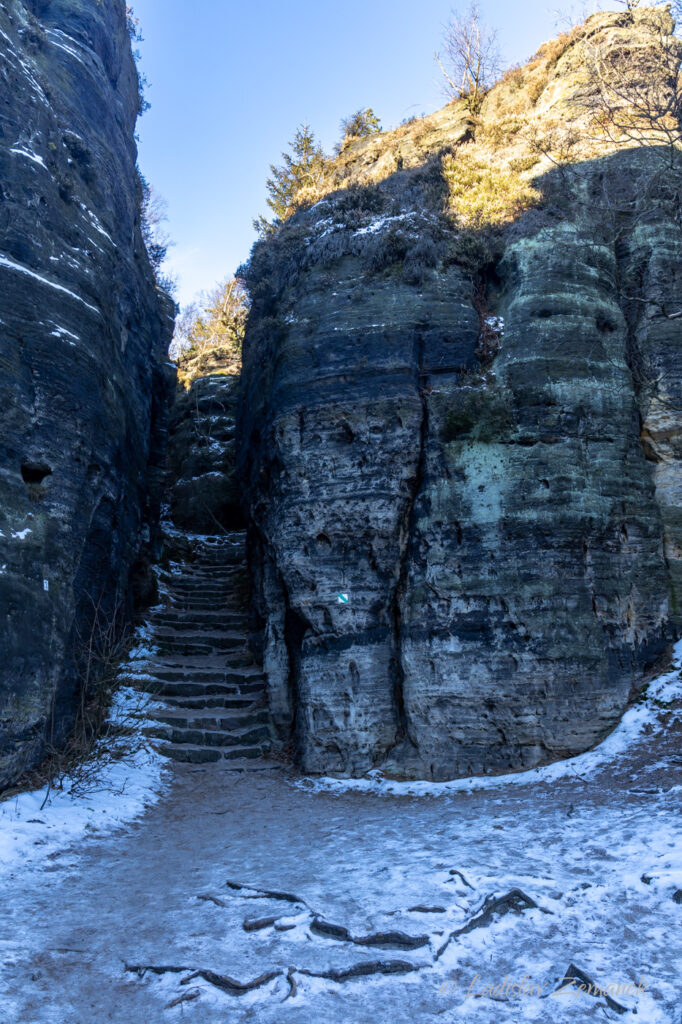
[171, 277, 249, 358]
[436, 2, 503, 112]
[138, 171, 177, 294]
[582, 7, 682, 170]
[673, 0, 682, 34]
[615, 0, 643, 10]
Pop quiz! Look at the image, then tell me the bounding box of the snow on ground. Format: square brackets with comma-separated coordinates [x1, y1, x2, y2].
[0, 624, 170, 879]
[0, 704, 166, 876]
[0, 641, 679, 1023]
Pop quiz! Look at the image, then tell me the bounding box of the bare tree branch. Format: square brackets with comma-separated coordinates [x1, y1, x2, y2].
[436, 2, 503, 112]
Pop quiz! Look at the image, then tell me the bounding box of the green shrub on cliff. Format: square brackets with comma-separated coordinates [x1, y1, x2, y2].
[254, 125, 327, 236]
[339, 108, 382, 142]
[443, 150, 540, 228]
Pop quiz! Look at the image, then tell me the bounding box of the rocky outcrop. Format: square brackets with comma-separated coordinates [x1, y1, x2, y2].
[167, 348, 244, 534]
[238, 8, 682, 779]
[0, 0, 174, 788]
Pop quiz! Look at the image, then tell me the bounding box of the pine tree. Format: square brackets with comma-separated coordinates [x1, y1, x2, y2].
[254, 124, 326, 235]
[340, 108, 382, 141]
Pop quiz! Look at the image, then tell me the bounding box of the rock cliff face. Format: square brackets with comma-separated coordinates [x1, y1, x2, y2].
[239, 8, 682, 779]
[168, 348, 244, 535]
[0, 0, 173, 788]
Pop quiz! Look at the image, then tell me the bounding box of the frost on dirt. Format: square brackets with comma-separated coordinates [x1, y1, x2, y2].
[0, 621, 679, 1022]
[116, 644, 681, 1022]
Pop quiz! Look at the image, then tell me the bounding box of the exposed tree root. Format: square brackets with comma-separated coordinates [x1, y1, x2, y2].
[180, 968, 280, 996]
[224, 879, 311, 908]
[282, 968, 297, 1002]
[125, 964, 192, 978]
[310, 917, 429, 950]
[125, 962, 280, 997]
[448, 869, 474, 890]
[243, 915, 280, 932]
[197, 893, 228, 908]
[435, 888, 545, 960]
[408, 905, 446, 913]
[129, 884, 550, 1005]
[299, 960, 418, 983]
[164, 989, 200, 1010]
[554, 963, 628, 1015]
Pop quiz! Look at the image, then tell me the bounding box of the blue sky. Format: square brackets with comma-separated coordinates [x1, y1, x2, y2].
[132, 0, 611, 307]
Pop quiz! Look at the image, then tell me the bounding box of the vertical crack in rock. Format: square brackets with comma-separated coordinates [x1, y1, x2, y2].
[238, 10, 682, 778]
[611, 187, 680, 637]
[388, 334, 428, 759]
[283, 586, 310, 761]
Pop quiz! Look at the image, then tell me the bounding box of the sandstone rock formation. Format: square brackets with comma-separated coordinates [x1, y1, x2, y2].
[238, 8, 682, 779]
[0, 0, 173, 788]
[168, 347, 244, 535]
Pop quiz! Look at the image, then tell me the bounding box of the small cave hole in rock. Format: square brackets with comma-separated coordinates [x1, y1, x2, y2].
[596, 316, 616, 334]
[21, 461, 52, 485]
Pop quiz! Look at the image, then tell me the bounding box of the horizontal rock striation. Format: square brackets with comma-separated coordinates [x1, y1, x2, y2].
[167, 349, 244, 535]
[238, 10, 681, 779]
[0, 0, 174, 788]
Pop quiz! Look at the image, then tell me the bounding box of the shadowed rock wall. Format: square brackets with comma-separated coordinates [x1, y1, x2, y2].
[167, 348, 244, 535]
[238, 11, 682, 779]
[0, 0, 174, 788]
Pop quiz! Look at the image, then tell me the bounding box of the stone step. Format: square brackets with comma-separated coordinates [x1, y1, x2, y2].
[128, 520, 274, 771]
[153, 708, 270, 731]
[161, 544, 246, 564]
[156, 744, 271, 765]
[149, 620, 249, 634]
[151, 603, 247, 615]
[185, 558, 246, 570]
[160, 694, 262, 710]
[160, 573, 245, 589]
[165, 573, 246, 586]
[189, 561, 245, 572]
[155, 641, 253, 661]
[164, 581, 246, 595]
[191, 550, 246, 562]
[167, 601, 248, 612]
[190, 559, 246, 571]
[130, 660, 265, 680]
[165, 587, 248, 598]
[148, 611, 249, 628]
[160, 563, 247, 577]
[129, 676, 267, 699]
[147, 723, 272, 748]
[154, 629, 248, 649]
[121, 662, 264, 683]
[193, 541, 246, 554]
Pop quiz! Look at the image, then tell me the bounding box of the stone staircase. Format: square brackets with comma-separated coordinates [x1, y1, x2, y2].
[127, 529, 274, 765]
[121, 355, 278, 768]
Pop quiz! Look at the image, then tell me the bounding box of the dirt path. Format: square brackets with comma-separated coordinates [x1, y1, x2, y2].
[1, 703, 680, 1024]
